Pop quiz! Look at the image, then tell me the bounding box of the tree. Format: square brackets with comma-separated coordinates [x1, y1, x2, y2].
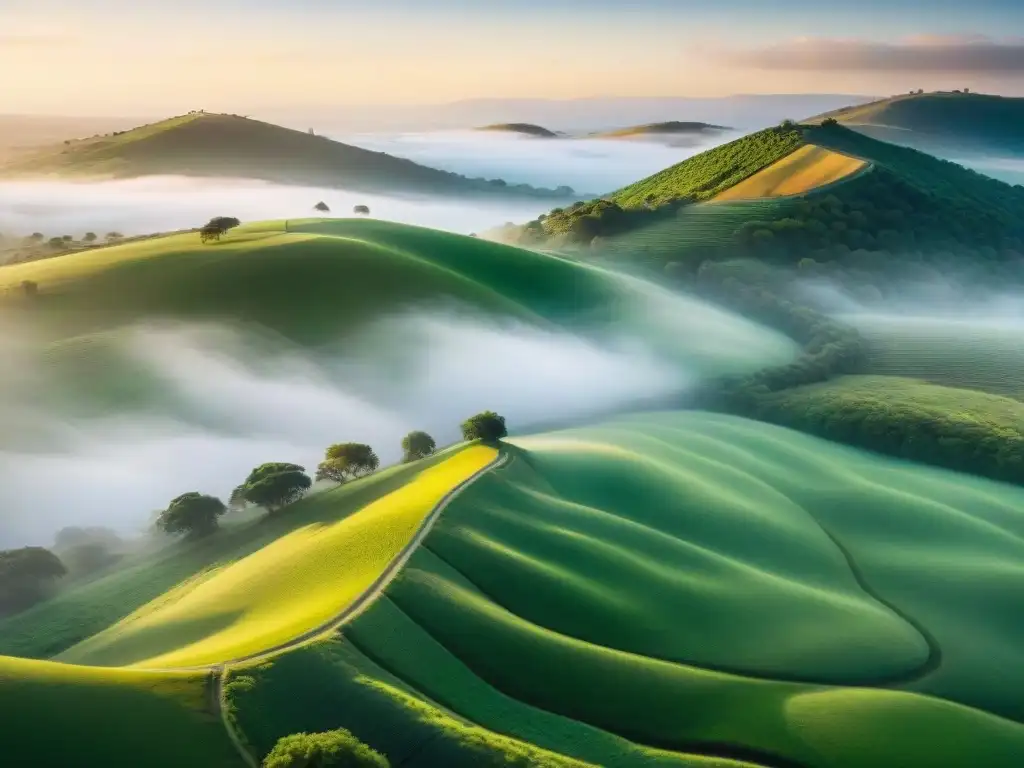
[317, 444, 379, 483]
[353, 205, 370, 215]
[83, 232, 98, 242]
[200, 216, 240, 243]
[460, 411, 508, 443]
[199, 225, 222, 244]
[264, 730, 389, 768]
[0, 547, 67, 617]
[105, 232, 123, 242]
[401, 431, 436, 463]
[48, 236, 65, 249]
[156, 492, 227, 538]
[29, 232, 44, 242]
[314, 201, 331, 213]
[242, 470, 311, 512]
[60, 543, 122, 578]
[821, 117, 839, 127]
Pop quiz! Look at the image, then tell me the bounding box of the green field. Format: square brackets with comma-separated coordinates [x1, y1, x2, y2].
[0, 112, 573, 197]
[755, 375, 1024, 487]
[845, 314, 1024, 400]
[224, 411, 1024, 767]
[0, 655, 242, 767]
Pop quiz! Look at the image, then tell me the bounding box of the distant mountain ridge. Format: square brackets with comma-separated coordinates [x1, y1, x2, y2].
[0, 112, 578, 199]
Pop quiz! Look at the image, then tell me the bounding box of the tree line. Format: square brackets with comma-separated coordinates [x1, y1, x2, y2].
[0, 412, 508, 619]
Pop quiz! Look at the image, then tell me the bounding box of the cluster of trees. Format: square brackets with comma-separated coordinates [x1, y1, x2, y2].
[199, 216, 241, 243]
[156, 412, 507, 540]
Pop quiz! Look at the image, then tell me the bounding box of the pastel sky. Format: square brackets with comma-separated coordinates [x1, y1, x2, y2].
[3, 0, 1023, 114]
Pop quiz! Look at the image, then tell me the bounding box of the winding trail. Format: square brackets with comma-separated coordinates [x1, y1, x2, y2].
[148, 449, 508, 767]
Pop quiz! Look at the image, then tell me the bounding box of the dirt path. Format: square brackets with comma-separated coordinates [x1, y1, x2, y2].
[159, 449, 508, 766]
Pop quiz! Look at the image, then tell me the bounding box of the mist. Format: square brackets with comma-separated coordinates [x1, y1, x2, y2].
[0, 286, 797, 548]
[0, 176, 551, 240]
[332, 130, 740, 196]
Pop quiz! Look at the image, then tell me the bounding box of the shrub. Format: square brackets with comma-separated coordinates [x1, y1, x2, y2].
[263, 730, 388, 768]
[460, 411, 508, 443]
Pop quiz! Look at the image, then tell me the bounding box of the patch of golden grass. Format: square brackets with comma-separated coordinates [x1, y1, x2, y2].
[714, 144, 867, 201]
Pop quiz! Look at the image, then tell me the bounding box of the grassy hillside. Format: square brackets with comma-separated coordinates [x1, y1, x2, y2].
[0, 447, 463, 659]
[755, 375, 1024, 486]
[612, 126, 804, 207]
[476, 123, 559, 138]
[713, 144, 868, 201]
[0, 112, 575, 197]
[56, 446, 496, 668]
[0, 655, 241, 767]
[845, 314, 1024, 400]
[227, 411, 1024, 767]
[812, 91, 1024, 155]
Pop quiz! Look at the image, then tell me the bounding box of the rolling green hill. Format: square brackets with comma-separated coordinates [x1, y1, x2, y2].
[843, 314, 1024, 400]
[227, 411, 1024, 767]
[476, 123, 560, 138]
[595, 121, 731, 139]
[0, 112, 575, 197]
[810, 91, 1024, 156]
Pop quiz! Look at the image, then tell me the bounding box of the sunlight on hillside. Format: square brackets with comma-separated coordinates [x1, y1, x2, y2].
[713, 144, 867, 201]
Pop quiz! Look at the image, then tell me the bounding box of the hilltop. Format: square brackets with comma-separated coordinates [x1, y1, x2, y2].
[475, 123, 560, 138]
[0, 112, 576, 198]
[810, 91, 1024, 157]
[595, 121, 731, 139]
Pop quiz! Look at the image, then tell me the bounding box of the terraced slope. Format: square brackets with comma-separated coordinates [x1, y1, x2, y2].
[844, 314, 1024, 400]
[713, 144, 867, 201]
[225, 412, 1024, 768]
[0, 655, 242, 768]
[0, 112, 573, 197]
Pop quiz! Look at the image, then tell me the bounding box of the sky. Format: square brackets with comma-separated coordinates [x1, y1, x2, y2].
[2, 0, 1023, 115]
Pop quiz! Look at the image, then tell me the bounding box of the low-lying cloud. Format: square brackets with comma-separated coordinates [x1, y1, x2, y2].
[727, 35, 1024, 73]
[0, 176, 551, 239]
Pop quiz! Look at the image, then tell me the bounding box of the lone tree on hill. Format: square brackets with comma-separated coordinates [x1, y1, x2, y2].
[264, 729, 389, 768]
[317, 443, 380, 483]
[0, 547, 67, 617]
[821, 117, 839, 128]
[234, 462, 311, 513]
[401, 431, 436, 463]
[353, 204, 370, 216]
[199, 216, 241, 244]
[83, 232, 98, 242]
[156, 492, 227, 538]
[314, 201, 331, 213]
[461, 411, 508, 444]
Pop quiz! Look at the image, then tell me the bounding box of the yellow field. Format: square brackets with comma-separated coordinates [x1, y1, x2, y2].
[713, 144, 867, 201]
[58, 445, 498, 669]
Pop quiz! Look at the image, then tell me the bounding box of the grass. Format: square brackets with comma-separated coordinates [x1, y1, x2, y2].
[756, 375, 1024, 487]
[0, 447, 463, 660]
[713, 144, 867, 201]
[611, 126, 805, 207]
[0, 218, 626, 346]
[599, 200, 794, 262]
[844, 314, 1024, 400]
[0, 655, 242, 767]
[54, 445, 497, 668]
[223, 410, 1024, 768]
[0, 112, 570, 197]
